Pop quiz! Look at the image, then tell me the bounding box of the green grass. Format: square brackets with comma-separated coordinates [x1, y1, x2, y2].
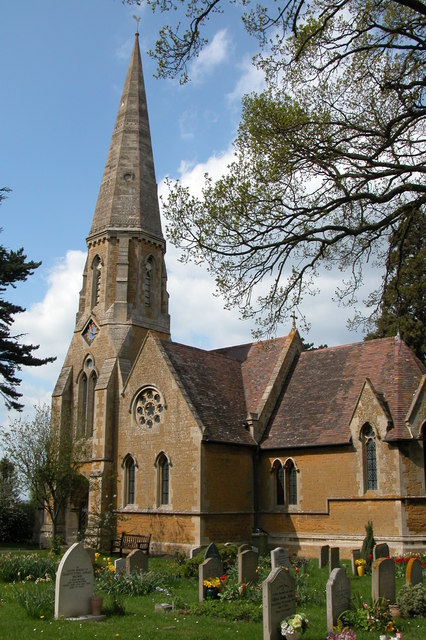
[0, 554, 424, 640]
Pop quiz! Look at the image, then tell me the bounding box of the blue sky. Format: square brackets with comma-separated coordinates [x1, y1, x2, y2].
[1, 0, 375, 422]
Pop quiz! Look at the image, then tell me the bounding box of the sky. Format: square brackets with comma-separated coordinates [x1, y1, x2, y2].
[0, 0, 379, 424]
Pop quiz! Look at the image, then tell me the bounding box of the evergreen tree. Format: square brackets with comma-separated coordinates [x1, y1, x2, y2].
[364, 210, 425, 362]
[0, 188, 55, 411]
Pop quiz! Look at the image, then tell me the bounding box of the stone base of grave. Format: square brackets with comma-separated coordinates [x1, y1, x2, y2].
[155, 603, 173, 613]
[67, 614, 106, 622]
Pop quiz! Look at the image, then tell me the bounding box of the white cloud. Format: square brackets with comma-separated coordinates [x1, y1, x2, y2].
[227, 54, 265, 103]
[190, 29, 231, 82]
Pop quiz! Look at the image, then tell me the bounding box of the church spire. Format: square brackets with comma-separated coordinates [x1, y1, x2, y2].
[89, 33, 162, 240]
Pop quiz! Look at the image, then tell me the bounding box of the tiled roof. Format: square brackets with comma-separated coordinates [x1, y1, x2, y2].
[261, 337, 425, 449]
[161, 341, 254, 446]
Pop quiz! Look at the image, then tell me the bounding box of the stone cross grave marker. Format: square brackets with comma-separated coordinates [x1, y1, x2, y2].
[114, 557, 126, 576]
[373, 543, 390, 561]
[372, 558, 395, 604]
[326, 567, 351, 631]
[319, 545, 329, 569]
[351, 549, 361, 576]
[199, 555, 223, 602]
[238, 548, 258, 585]
[55, 542, 94, 619]
[262, 567, 296, 640]
[406, 557, 423, 586]
[271, 547, 290, 571]
[329, 547, 340, 572]
[204, 542, 221, 561]
[126, 548, 148, 574]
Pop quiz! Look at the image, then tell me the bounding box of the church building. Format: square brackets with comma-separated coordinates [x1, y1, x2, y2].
[49, 34, 426, 558]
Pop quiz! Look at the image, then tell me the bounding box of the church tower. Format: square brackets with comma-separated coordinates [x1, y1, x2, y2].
[50, 33, 170, 544]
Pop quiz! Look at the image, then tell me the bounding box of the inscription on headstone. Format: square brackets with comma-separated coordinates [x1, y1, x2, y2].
[372, 558, 395, 604]
[271, 547, 290, 571]
[54, 542, 94, 619]
[262, 567, 296, 640]
[326, 567, 351, 631]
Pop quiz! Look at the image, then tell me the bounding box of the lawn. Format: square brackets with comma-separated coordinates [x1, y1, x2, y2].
[0, 549, 425, 640]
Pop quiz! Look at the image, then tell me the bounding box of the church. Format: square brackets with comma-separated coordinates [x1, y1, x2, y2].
[48, 33, 426, 558]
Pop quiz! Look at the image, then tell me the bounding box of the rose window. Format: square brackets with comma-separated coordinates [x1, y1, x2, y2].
[135, 388, 163, 428]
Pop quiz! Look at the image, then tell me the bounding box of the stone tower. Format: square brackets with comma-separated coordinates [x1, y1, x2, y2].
[50, 33, 170, 544]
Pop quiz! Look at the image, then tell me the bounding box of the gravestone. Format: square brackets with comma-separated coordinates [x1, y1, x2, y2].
[326, 568, 351, 631]
[204, 542, 221, 561]
[329, 547, 340, 572]
[238, 543, 252, 554]
[238, 548, 258, 584]
[351, 549, 361, 576]
[55, 542, 94, 619]
[372, 558, 395, 604]
[83, 547, 96, 565]
[373, 543, 390, 561]
[262, 567, 296, 640]
[199, 556, 224, 602]
[126, 548, 148, 574]
[319, 545, 329, 569]
[190, 545, 205, 558]
[406, 557, 423, 586]
[114, 557, 126, 576]
[271, 547, 290, 571]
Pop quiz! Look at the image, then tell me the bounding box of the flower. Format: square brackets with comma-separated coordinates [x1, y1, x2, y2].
[355, 559, 366, 567]
[280, 613, 309, 636]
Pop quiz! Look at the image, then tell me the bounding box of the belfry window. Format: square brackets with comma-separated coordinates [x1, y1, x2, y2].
[144, 256, 153, 306]
[362, 424, 378, 491]
[78, 358, 97, 437]
[91, 256, 102, 308]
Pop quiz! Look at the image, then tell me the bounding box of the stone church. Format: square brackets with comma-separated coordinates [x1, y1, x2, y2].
[49, 34, 425, 557]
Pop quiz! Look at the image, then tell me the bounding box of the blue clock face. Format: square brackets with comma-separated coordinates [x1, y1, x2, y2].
[84, 321, 98, 344]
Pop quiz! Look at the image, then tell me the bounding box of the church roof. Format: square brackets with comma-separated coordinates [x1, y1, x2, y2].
[89, 33, 162, 240]
[261, 336, 425, 449]
[161, 340, 255, 446]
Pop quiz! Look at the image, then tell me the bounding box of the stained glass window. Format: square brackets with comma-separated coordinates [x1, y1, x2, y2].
[363, 424, 378, 491]
[288, 464, 298, 505]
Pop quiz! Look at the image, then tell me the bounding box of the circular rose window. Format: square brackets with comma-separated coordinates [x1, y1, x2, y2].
[135, 388, 163, 428]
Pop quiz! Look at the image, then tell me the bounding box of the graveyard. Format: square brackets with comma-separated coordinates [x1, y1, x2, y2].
[0, 542, 424, 640]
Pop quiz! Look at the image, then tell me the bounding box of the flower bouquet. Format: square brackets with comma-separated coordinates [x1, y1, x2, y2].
[280, 613, 309, 639]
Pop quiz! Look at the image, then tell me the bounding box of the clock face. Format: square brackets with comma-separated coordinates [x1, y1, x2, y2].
[83, 320, 98, 344]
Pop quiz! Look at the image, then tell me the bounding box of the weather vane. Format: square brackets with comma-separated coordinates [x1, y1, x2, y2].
[133, 15, 141, 34]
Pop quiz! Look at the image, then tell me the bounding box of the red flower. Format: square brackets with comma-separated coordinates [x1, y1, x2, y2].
[386, 555, 390, 559]
[295, 567, 299, 573]
[220, 575, 226, 582]
[369, 553, 373, 559]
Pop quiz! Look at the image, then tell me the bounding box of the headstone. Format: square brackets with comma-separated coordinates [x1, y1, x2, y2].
[271, 547, 290, 571]
[319, 545, 329, 568]
[373, 543, 390, 561]
[204, 542, 221, 561]
[54, 542, 94, 619]
[83, 547, 97, 565]
[262, 567, 296, 640]
[199, 556, 224, 602]
[372, 558, 395, 604]
[351, 549, 361, 576]
[114, 557, 126, 576]
[329, 547, 340, 572]
[238, 543, 252, 554]
[238, 548, 258, 584]
[126, 548, 148, 574]
[190, 545, 205, 558]
[406, 557, 423, 586]
[326, 568, 351, 631]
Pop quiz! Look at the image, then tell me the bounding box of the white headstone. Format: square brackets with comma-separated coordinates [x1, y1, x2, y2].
[326, 567, 351, 631]
[114, 557, 126, 576]
[54, 542, 94, 619]
[271, 547, 290, 571]
[262, 567, 296, 640]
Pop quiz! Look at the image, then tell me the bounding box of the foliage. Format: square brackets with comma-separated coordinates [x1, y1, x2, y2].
[169, 543, 238, 578]
[0, 552, 57, 582]
[360, 521, 375, 568]
[363, 210, 426, 361]
[393, 552, 426, 577]
[126, 2, 426, 337]
[0, 502, 34, 543]
[190, 596, 263, 623]
[339, 597, 392, 633]
[0, 457, 19, 507]
[0, 188, 55, 410]
[281, 612, 309, 636]
[14, 580, 55, 619]
[397, 583, 426, 618]
[1, 404, 88, 539]
[327, 630, 357, 640]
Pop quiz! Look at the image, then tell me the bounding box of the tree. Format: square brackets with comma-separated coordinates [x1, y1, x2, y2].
[0, 188, 56, 410]
[126, 1, 426, 337]
[0, 456, 19, 508]
[1, 404, 88, 541]
[363, 210, 425, 361]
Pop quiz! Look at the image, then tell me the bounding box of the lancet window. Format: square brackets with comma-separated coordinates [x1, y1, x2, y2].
[362, 424, 378, 491]
[78, 357, 97, 437]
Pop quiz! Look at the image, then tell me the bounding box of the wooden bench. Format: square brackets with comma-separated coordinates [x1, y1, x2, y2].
[110, 532, 151, 557]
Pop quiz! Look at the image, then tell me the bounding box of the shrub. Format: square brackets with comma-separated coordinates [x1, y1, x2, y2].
[397, 583, 426, 618]
[360, 521, 375, 568]
[169, 544, 238, 578]
[0, 553, 58, 582]
[0, 503, 34, 542]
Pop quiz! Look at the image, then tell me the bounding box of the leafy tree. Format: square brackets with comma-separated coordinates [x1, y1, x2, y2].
[1, 404, 88, 540]
[0, 456, 19, 507]
[0, 188, 55, 410]
[126, 1, 426, 337]
[363, 210, 425, 361]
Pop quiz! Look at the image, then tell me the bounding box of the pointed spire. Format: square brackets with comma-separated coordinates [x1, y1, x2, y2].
[89, 33, 162, 240]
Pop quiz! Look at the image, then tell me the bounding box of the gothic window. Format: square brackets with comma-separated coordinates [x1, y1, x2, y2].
[144, 255, 154, 306]
[123, 455, 136, 506]
[287, 462, 298, 505]
[134, 387, 164, 428]
[78, 357, 97, 437]
[156, 452, 170, 507]
[273, 460, 285, 505]
[362, 424, 378, 491]
[272, 459, 297, 507]
[91, 256, 102, 308]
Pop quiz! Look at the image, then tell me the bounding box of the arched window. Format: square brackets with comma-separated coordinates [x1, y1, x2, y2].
[362, 424, 378, 491]
[124, 456, 136, 505]
[273, 460, 285, 505]
[144, 256, 154, 306]
[156, 452, 170, 506]
[288, 462, 298, 505]
[78, 358, 97, 437]
[91, 256, 102, 308]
